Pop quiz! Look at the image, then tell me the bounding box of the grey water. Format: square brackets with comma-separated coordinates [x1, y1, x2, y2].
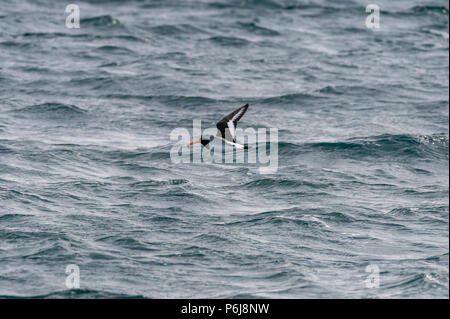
[0, 0, 448, 298]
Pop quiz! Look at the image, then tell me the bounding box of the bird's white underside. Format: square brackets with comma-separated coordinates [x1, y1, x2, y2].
[227, 120, 236, 140]
[215, 136, 245, 149]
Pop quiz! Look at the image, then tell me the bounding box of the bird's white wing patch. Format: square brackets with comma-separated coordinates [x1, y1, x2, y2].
[231, 108, 245, 122]
[227, 120, 236, 140]
[216, 136, 246, 149]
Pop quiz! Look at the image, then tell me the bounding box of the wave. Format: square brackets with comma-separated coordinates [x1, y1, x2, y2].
[207, 1, 449, 19]
[411, 6, 449, 15]
[422, 28, 449, 40]
[237, 22, 280, 36]
[256, 92, 323, 105]
[150, 24, 205, 36]
[94, 45, 136, 55]
[68, 76, 121, 91]
[102, 147, 172, 162]
[242, 178, 332, 190]
[316, 85, 382, 96]
[382, 5, 449, 22]
[20, 32, 143, 42]
[101, 93, 322, 108]
[12, 103, 87, 118]
[383, 272, 448, 296]
[0, 144, 13, 154]
[0, 213, 31, 221]
[0, 41, 34, 49]
[100, 94, 223, 109]
[209, 0, 325, 10]
[0, 289, 145, 299]
[130, 179, 188, 188]
[149, 215, 182, 223]
[80, 15, 121, 27]
[209, 0, 282, 9]
[192, 233, 232, 243]
[279, 134, 449, 161]
[207, 36, 250, 47]
[21, 242, 74, 261]
[224, 208, 333, 229]
[207, 0, 357, 16]
[96, 235, 157, 252]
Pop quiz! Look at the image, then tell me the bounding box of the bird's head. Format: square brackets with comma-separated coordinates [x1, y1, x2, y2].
[187, 136, 211, 148]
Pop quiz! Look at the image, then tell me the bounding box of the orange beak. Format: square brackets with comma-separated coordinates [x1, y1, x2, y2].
[187, 140, 200, 147]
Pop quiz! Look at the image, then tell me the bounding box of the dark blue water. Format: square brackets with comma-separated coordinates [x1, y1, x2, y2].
[0, 0, 448, 298]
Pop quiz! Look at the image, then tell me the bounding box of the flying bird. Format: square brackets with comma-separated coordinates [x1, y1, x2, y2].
[187, 104, 249, 149]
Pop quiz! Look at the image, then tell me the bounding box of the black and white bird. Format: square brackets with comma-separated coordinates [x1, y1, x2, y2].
[187, 104, 249, 149]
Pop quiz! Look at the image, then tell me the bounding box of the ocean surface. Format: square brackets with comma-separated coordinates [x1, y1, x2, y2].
[0, 0, 448, 298]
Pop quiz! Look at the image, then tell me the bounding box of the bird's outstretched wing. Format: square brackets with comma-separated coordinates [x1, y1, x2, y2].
[216, 104, 249, 143]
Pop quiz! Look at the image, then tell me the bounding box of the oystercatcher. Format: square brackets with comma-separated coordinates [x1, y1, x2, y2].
[187, 104, 249, 149]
